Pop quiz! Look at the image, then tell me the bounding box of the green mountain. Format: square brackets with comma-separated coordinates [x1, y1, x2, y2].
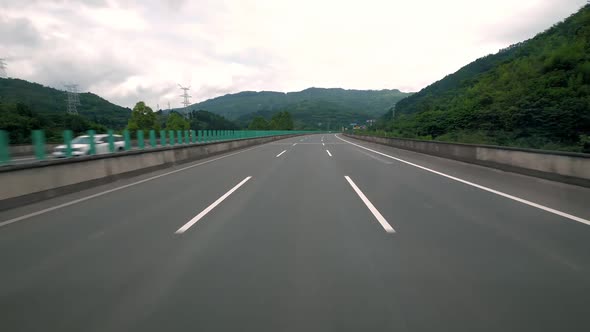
[0, 78, 131, 128]
[178, 88, 411, 130]
[384, 5, 590, 152]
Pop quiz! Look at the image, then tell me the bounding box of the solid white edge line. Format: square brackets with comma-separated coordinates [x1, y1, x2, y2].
[344, 176, 395, 233]
[175, 176, 252, 234]
[326, 150, 332, 157]
[276, 150, 287, 157]
[0, 145, 264, 229]
[336, 134, 590, 227]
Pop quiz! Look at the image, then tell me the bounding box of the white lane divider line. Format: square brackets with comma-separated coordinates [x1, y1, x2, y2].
[175, 176, 252, 234]
[336, 135, 590, 227]
[276, 150, 287, 157]
[344, 176, 395, 233]
[322, 142, 325, 146]
[293, 143, 297, 146]
[326, 150, 332, 157]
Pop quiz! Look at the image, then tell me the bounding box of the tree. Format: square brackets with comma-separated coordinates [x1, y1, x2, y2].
[269, 111, 294, 130]
[166, 112, 190, 130]
[248, 116, 270, 130]
[127, 101, 158, 132]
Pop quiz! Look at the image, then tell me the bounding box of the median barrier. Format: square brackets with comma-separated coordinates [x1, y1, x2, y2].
[344, 134, 590, 188]
[0, 134, 303, 210]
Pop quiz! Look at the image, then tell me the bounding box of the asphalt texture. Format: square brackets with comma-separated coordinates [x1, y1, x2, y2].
[0, 134, 589, 332]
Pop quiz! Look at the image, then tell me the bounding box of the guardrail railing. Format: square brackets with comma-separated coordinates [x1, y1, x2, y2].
[0, 129, 318, 164]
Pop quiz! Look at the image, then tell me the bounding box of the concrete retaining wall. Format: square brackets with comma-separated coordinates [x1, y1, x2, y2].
[345, 134, 590, 187]
[0, 135, 299, 210]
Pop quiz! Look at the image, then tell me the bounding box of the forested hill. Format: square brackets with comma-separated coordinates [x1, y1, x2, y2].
[0, 78, 131, 128]
[177, 88, 411, 128]
[387, 5, 590, 152]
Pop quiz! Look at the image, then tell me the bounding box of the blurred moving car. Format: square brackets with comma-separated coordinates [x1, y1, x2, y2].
[52, 134, 125, 157]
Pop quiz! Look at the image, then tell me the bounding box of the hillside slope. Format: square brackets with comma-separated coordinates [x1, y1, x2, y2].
[0, 78, 130, 128]
[178, 87, 411, 129]
[386, 5, 590, 152]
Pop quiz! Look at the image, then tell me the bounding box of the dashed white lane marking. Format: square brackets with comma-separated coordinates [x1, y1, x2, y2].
[344, 176, 395, 233]
[175, 176, 252, 234]
[276, 150, 287, 157]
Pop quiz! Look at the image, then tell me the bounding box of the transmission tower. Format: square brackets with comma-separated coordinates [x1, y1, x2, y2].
[64, 84, 81, 114]
[167, 101, 171, 110]
[0, 59, 7, 78]
[178, 84, 192, 108]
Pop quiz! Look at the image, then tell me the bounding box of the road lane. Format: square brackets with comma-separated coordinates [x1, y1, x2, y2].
[0, 133, 589, 331]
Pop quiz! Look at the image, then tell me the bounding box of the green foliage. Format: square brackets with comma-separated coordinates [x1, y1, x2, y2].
[127, 101, 159, 133]
[0, 101, 106, 143]
[165, 112, 190, 131]
[0, 78, 131, 129]
[248, 116, 270, 130]
[384, 5, 590, 153]
[175, 88, 411, 130]
[269, 111, 294, 130]
[186, 110, 238, 130]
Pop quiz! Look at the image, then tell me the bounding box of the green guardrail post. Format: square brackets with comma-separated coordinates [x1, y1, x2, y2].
[137, 130, 144, 149]
[149, 130, 156, 148]
[190, 130, 195, 143]
[184, 130, 189, 144]
[206, 130, 210, 142]
[107, 129, 115, 153]
[0, 130, 9, 164]
[123, 129, 131, 151]
[176, 130, 182, 144]
[87, 130, 96, 156]
[160, 130, 166, 146]
[169, 130, 175, 145]
[63, 130, 73, 158]
[32, 130, 46, 160]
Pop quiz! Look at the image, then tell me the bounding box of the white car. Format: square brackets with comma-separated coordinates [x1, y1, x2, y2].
[52, 134, 125, 157]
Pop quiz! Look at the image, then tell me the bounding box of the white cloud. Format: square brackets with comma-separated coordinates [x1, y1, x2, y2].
[0, 0, 586, 109]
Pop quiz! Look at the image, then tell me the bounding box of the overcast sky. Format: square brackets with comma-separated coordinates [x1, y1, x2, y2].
[0, 0, 586, 108]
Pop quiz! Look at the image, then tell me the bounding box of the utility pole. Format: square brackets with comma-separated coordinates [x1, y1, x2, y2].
[178, 84, 191, 108]
[167, 101, 171, 110]
[0, 59, 7, 78]
[64, 84, 80, 115]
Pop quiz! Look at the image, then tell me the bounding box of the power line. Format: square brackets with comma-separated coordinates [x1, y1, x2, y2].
[0, 59, 7, 78]
[64, 84, 80, 115]
[178, 84, 192, 108]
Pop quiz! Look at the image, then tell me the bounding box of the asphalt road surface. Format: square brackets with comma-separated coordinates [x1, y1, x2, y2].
[1, 134, 589, 332]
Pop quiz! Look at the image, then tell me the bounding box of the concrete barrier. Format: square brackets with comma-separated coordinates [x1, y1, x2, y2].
[345, 134, 590, 187]
[0, 135, 301, 210]
[9, 143, 60, 157]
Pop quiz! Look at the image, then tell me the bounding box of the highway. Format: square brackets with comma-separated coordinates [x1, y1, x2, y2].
[0, 134, 589, 331]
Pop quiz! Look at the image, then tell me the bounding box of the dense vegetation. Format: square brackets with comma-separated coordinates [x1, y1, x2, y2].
[377, 5, 590, 152]
[0, 78, 131, 129]
[185, 110, 239, 130]
[176, 88, 411, 130]
[248, 112, 294, 130]
[0, 101, 107, 143]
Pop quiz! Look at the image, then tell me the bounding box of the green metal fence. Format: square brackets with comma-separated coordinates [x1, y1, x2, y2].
[0, 129, 324, 164]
